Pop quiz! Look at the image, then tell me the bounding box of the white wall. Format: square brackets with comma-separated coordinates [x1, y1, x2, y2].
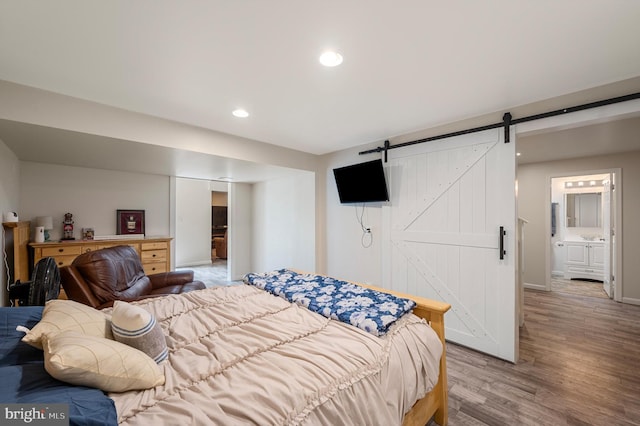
[13, 159, 318, 283]
[291, 172, 316, 273]
[229, 183, 253, 280]
[173, 171, 317, 277]
[0, 138, 21, 306]
[19, 162, 170, 240]
[321, 144, 387, 286]
[175, 177, 212, 267]
[252, 171, 316, 274]
[0, 80, 322, 285]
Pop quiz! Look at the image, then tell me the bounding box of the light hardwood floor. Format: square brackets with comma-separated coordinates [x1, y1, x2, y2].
[434, 279, 640, 426]
[176, 259, 236, 287]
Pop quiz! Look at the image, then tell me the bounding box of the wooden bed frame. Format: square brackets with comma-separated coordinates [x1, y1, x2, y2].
[292, 270, 451, 425]
[332, 277, 451, 426]
[361, 283, 450, 426]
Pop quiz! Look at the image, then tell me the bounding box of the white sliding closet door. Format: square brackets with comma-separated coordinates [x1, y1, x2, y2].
[382, 128, 518, 362]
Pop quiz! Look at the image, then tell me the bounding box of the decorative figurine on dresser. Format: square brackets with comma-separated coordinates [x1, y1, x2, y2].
[62, 212, 75, 240]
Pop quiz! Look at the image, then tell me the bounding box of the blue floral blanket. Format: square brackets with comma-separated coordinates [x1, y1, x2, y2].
[243, 269, 416, 336]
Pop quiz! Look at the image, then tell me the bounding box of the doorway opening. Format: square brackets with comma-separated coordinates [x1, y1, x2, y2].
[210, 189, 228, 280]
[548, 170, 620, 301]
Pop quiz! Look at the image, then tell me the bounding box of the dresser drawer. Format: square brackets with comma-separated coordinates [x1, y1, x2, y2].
[143, 263, 167, 275]
[141, 249, 166, 262]
[82, 244, 110, 254]
[52, 255, 79, 268]
[41, 246, 83, 257]
[82, 243, 139, 254]
[141, 242, 168, 251]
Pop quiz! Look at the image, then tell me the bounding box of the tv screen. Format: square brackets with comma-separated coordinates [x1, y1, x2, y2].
[333, 159, 389, 203]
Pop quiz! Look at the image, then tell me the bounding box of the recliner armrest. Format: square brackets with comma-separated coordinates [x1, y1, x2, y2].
[148, 270, 195, 290]
[60, 266, 103, 309]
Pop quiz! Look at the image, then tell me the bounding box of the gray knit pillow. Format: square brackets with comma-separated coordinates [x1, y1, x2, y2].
[111, 301, 168, 363]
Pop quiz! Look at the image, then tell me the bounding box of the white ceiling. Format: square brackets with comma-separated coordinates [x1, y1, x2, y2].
[1, 1, 640, 158]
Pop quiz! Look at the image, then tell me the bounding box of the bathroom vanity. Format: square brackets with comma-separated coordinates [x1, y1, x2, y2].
[564, 240, 605, 281]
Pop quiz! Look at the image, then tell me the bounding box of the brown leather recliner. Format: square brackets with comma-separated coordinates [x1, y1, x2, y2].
[60, 245, 206, 309]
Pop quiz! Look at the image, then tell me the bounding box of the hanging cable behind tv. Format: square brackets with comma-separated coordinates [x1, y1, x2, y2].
[355, 204, 373, 248]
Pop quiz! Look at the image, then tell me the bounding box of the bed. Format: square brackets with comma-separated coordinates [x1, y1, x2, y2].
[1, 270, 450, 426]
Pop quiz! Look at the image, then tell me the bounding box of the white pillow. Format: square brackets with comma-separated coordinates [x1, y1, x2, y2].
[111, 301, 168, 363]
[21, 299, 113, 350]
[42, 331, 165, 393]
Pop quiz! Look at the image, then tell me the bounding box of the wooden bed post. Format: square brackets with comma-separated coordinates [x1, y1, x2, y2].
[402, 300, 450, 426]
[356, 284, 451, 426]
[428, 308, 448, 425]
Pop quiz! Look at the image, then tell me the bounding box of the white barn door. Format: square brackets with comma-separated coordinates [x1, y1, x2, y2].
[382, 128, 518, 362]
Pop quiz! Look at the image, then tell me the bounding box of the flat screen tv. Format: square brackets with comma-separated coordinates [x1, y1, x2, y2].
[333, 159, 389, 203]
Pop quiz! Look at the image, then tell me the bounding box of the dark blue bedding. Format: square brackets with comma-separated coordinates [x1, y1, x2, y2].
[0, 307, 117, 426]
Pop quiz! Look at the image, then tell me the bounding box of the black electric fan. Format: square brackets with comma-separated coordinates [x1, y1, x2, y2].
[9, 257, 61, 306]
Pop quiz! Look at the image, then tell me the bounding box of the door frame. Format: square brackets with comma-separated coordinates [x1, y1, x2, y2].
[544, 169, 622, 301]
[515, 99, 640, 303]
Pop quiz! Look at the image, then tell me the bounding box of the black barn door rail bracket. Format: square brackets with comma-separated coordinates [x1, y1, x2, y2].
[362, 92, 640, 159]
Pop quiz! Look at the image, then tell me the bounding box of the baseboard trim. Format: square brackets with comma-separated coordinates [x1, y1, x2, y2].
[524, 283, 547, 291]
[622, 297, 640, 306]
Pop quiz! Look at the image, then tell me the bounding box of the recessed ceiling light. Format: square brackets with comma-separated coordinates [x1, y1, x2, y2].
[232, 109, 249, 118]
[319, 51, 343, 67]
[516, 152, 521, 157]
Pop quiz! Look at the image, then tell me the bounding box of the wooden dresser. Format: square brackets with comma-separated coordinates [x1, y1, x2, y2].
[30, 237, 172, 276]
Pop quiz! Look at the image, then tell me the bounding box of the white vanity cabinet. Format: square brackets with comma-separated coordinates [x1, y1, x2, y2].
[564, 241, 605, 281]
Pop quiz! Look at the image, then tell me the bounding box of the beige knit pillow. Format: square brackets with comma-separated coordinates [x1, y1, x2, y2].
[21, 299, 113, 350]
[42, 331, 165, 393]
[111, 301, 168, 363]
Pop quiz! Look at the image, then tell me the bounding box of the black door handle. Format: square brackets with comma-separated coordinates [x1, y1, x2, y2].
[499, 226, 506, 260]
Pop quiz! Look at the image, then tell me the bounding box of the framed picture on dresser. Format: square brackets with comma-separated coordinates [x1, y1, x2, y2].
[116, 210, 145, 235]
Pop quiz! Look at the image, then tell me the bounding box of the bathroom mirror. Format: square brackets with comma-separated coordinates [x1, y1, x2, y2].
[566, 192, 602, 228]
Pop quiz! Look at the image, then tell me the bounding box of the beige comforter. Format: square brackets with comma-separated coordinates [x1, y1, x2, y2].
[107, 284, 442, 425]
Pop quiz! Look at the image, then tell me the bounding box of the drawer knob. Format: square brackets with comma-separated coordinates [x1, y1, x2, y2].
[58, 262, 63, 266]
[58, 248, 64, 253]
[152, 254, 156, 257]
